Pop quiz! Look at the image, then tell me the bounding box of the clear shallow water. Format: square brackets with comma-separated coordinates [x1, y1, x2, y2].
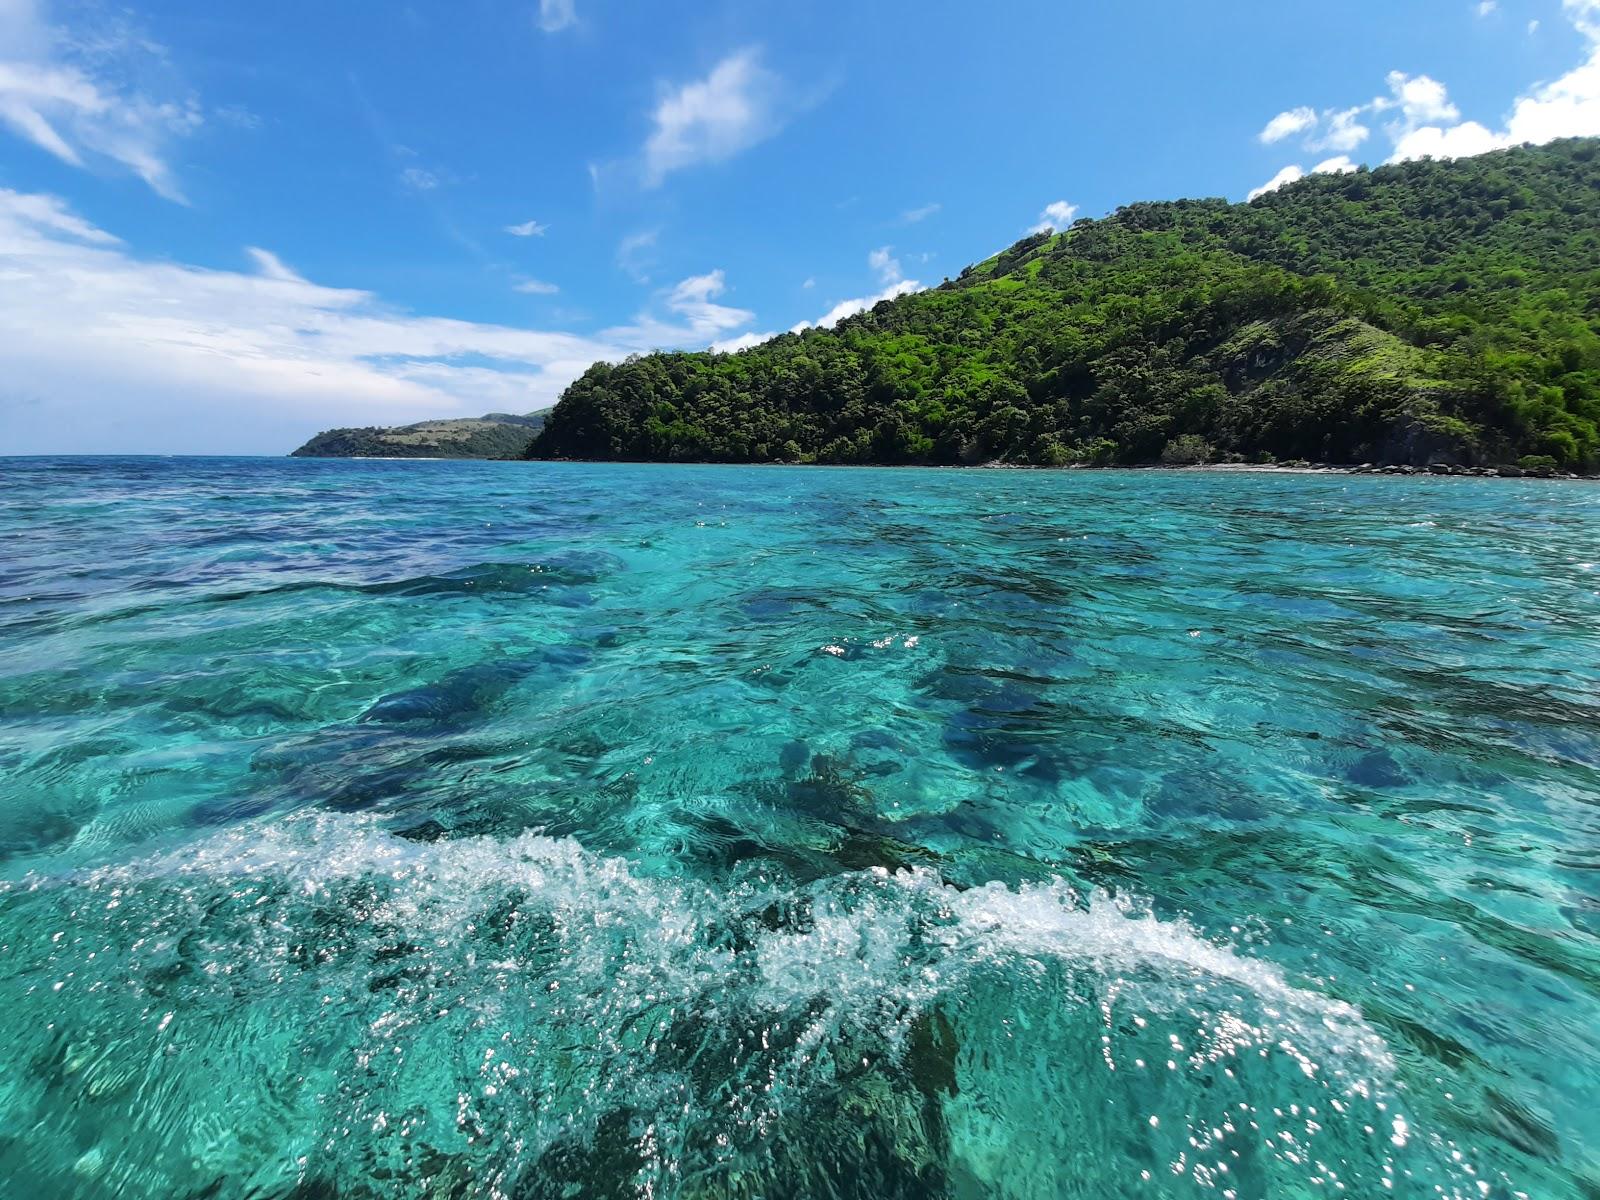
[0, 456, 1597, 1200]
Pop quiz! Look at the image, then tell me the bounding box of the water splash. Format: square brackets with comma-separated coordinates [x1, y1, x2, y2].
[1, 815, 1489, 1198]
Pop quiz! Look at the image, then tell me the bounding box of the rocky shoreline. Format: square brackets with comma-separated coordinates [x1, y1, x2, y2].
[1172, 461, 1595, 480]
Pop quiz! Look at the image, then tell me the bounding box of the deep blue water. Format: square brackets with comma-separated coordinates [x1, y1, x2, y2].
[1, 455, 1597, 1198]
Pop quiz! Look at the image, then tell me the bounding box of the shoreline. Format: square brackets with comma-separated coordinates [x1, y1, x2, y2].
[514, 456, 1598, 480]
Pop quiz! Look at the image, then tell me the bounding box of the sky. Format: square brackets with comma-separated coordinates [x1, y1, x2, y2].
[2, 0, 1600, 454]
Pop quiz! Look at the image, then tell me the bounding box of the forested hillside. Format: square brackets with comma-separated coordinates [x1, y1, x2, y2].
[291, 412, 547, 459]
[530, 140, 1600, 470]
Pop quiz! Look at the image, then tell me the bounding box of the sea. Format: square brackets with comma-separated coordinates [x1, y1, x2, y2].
[1, 455, 1596, 1198]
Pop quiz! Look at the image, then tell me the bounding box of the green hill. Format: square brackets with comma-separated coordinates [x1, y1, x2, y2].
[529, 140, 1600, 471]
[291, 411, 547, 460]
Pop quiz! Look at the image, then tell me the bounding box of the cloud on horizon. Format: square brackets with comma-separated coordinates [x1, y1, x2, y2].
[0, 189, 756, 453]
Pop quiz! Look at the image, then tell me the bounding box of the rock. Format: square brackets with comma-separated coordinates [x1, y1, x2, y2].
[1427, 463, 1450, 475]
[1497, 465, 1524, 477]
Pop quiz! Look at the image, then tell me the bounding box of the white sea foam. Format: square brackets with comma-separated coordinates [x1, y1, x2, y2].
[36, 812, 1391, 1075]
[3, 814, 1480, 1198]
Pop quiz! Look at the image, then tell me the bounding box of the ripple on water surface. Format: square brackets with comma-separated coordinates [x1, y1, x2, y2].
[0, 456, 1597, 1198]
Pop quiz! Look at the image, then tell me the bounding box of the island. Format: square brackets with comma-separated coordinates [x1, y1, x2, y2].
[291, 141, 1598, 476]
[530, 141, 1597, 474]
[290, 411, 548, 460]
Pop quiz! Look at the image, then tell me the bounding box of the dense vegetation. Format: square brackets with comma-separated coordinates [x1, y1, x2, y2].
[530, 141, 1600, 470]
[292, 412, 547, 459]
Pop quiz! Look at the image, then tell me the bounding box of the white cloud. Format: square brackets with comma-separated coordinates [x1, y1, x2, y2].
[0, 189, 762, 453]
[1530, 19, 1541, 33]
[504, 218, 548, 237]
[1028, 199, 1078, 234]
[1253, 3, 1600, 179]
[513, 278, 559, 295]
[1382, 71, 1461, 131]
[1309, 106, 1371, 151]
[642, 48, 787, 185]
[1248, 164, 1305, 200]
[1260, 106, 1317, 143]
[245, 247, 304, 282]
[1388, 7, 1600, 163]
[537, 0, 576, 33]
[605, 268, 755, 348]
[1565, 0, 1600, 39]
[1262, 104, 1369, 153]
[711, 330, 775, 353]
[0, 186, 117, 243]
[1502, 43, 1600, 142]
[1311, 155, 1360, 175]
[663, 269, 750, 332]
[0, 0, 200, 201]
[1390, 120, 1503, 161]
[791, 279, 922, 333]
[868, 245, 902, 285]
[801, 276, 815, 289]
[900, 201, 940, 223]
[1477, 0, 1498, 15]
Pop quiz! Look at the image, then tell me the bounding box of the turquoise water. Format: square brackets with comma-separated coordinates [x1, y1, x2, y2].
[1, 456, 1597, 1199]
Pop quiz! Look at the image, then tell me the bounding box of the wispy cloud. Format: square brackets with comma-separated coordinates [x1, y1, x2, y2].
[537, 0, 576, 33]
[505, 218, 548, 237]
[642, 48, 789, 185]
[1259, 106, 1318, 144]
[513, 278, 559, 295]
[245, 247, 305, 282]
[616, 229, 659, 282]
[0, 186, 118, 243]
[399, 165, 442, 191]
[900, 201, 940, 223]
[601, 268, 758, 352]
[0, 0, 200, 201]
[868, 246, 903, 285]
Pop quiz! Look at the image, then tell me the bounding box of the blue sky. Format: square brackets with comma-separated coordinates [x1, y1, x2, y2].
[3, 0, 1599, 454]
